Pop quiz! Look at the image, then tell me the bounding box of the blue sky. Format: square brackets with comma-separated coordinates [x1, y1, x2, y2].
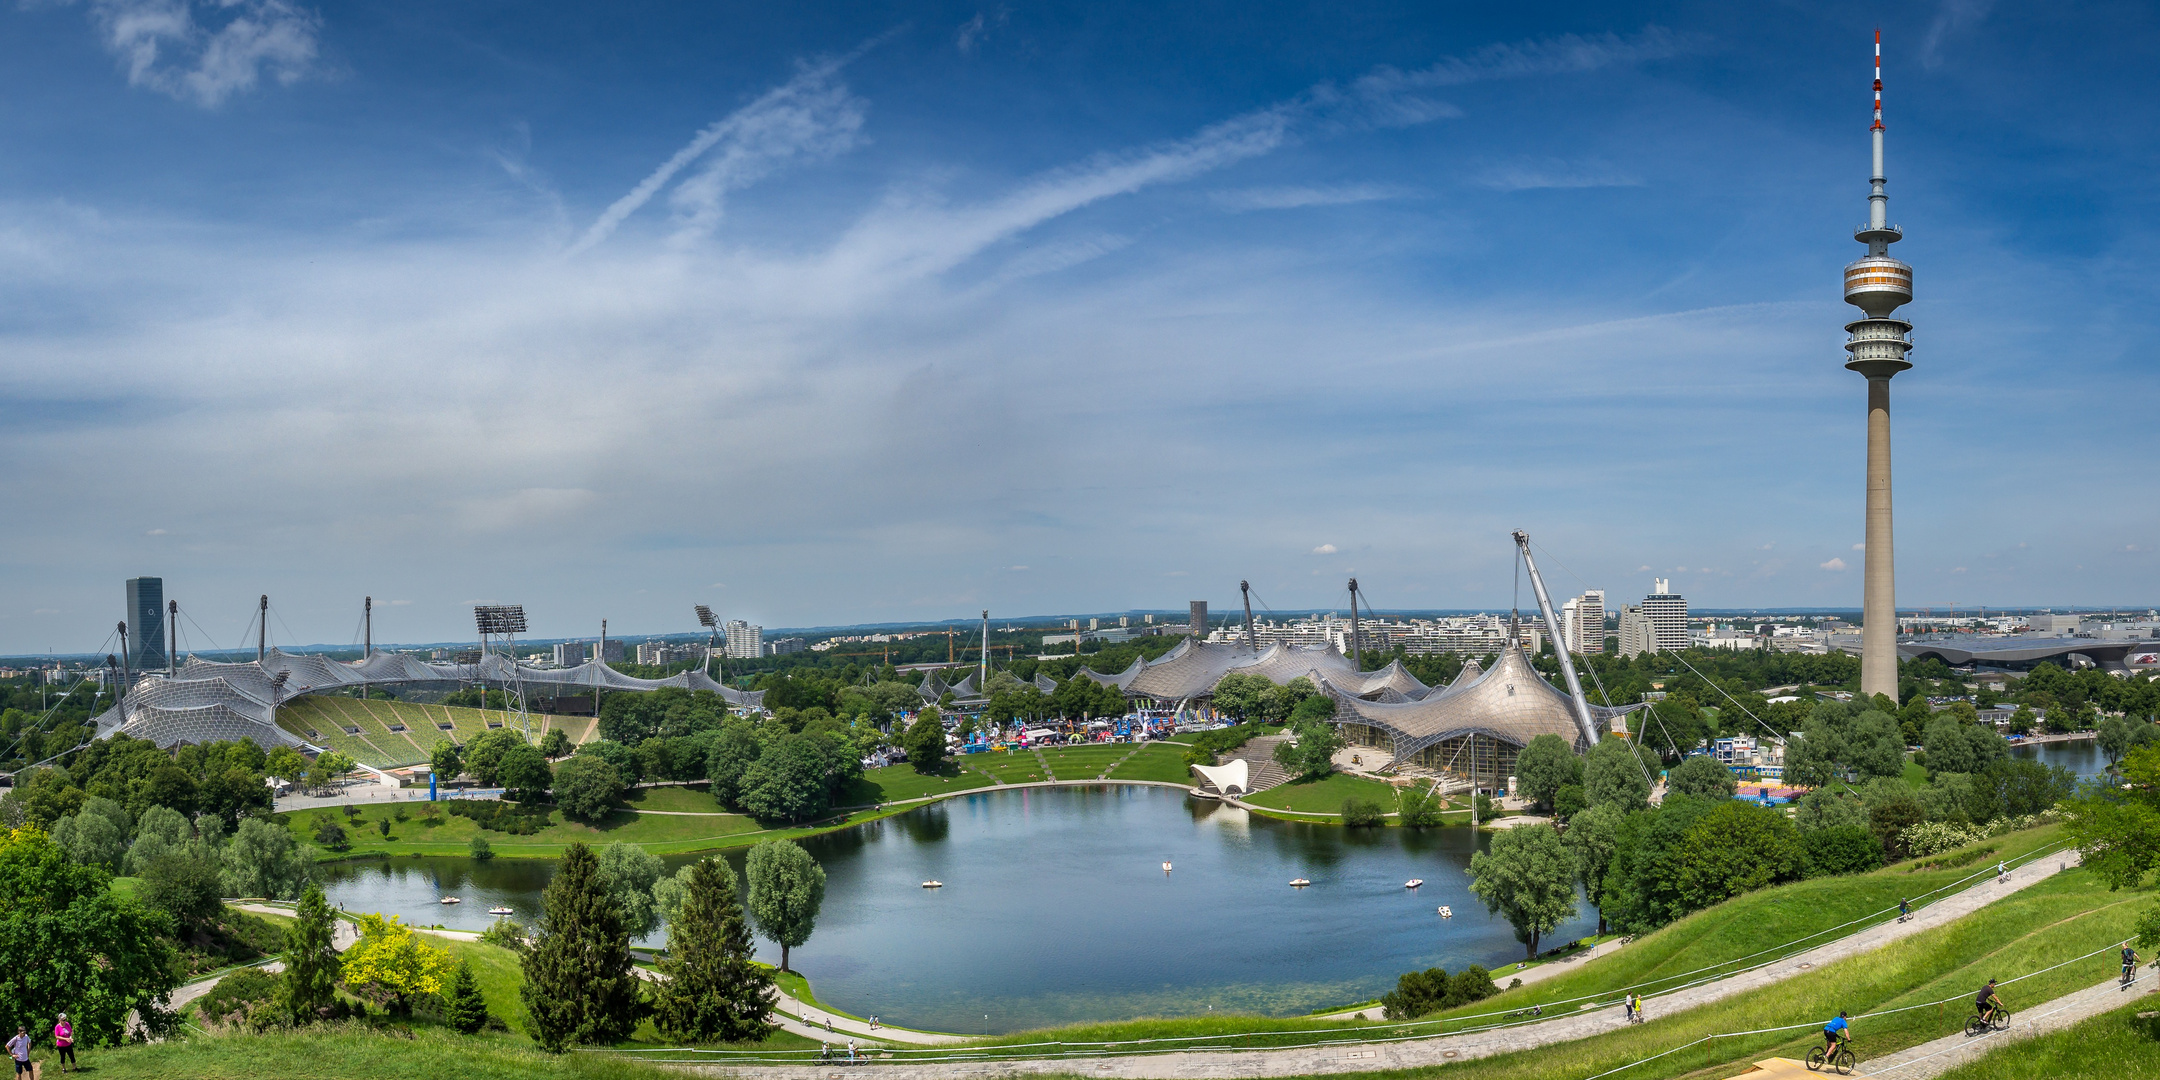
[1, 0, 2155, 652]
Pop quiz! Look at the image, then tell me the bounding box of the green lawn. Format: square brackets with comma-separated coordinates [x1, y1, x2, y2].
[619, 784, 723, 813]
[1107, 742, 1199, 784]
[839, 762, 1002, 803]
[1240, 771, 1401, 814]
[282, 798, 926, 859]
[77, 1029, 675, 1080]
[1904, 758, 1931, 788]
[1933, 997, 2159, 1080]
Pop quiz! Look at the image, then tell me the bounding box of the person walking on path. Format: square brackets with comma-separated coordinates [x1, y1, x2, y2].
[51, 1014, 72, 1074]
[6, 1027, 30, 1078]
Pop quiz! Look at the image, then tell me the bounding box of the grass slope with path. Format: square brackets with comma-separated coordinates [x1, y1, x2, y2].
[1107, 742, 1200, 783]
[1930, 996, 2160, 1080]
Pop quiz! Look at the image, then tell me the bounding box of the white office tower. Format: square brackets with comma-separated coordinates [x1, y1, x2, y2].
[1561, 590, 1606, 655]
[1643, 579, 1689, 652]
[1618, 605, 1654, 659]
[1843, 32, 1916, 699]
[724, 619, 764, 659]
[553, 641, 589, 667]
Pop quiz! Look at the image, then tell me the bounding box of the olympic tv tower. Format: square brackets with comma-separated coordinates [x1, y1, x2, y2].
[1844, 31, 1914, 699]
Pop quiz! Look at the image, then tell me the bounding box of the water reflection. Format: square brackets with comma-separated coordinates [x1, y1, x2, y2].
[322, 785, 1592, 1033]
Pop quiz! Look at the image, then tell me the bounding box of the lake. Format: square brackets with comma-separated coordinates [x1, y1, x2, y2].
[321, 784, 1596, 1033]
[2008, 736, 2110, 780]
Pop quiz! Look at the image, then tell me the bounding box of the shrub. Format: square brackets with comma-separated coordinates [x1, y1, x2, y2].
[479, 916, 527, 952]
[1380, 963, 1497, 1019]
[1180, 723, 1264, 767]
[1396, 785, 1445, 828]
[445, 799, 551, 835]
[197, 967, 281, 1026]
[1901, 820, 1987, 858]
[1802, 825, 1884, 877]
[1341, 798, 1385, 827]
[469, 836, 494, 860]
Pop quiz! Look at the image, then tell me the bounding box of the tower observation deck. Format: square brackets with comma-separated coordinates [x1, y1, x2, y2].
[1846, 32, 1911, 700]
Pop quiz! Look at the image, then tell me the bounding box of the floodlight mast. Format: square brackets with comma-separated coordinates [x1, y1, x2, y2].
[695, 605, 722, 686]
[1240, 581, 1257, 652]
[1511, 531, 1600, 748]
[473, 605, 533, 740]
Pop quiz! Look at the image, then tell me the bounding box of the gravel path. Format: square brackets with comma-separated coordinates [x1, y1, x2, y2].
[1858, 963, 2157, 1080]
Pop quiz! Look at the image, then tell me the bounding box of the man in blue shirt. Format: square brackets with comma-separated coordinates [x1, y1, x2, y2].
[1821, 1011, 1852, 1056]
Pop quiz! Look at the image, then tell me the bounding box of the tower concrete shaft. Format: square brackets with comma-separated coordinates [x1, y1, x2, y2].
[1844, 31, 1912, 700]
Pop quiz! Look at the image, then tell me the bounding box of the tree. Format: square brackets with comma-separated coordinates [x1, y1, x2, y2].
[539, 727, 573, 759]
[705, 721, 765, 806]
[1600, 795, 1718, 933]
[745, 839, 826, 973]
[1584, 736, 1656, 811]
[598, 842, 665, 939]
[1515, 735, 1580, 811]
[429, 740, 463, 782]
[902, 710, 947, 774]
[461, 730, 527, 788]
[1675, 801, 1804, 909]
[221, 817, 315, 900]
[124, 804, 193, 875]
[1467, 824, 1578, 959]
[1552, 784, 1588, 820]
[0, 826, 178, 1046]
[498, 744, 553, 802]
[1396, 783, 1445, 828]
[1923, 715, 2008, 776]
[10, 768, 85, 827]
[439, 960, 492, 1034]
[521, 843, 644, 1052]
[283, 884, 342, 1023]
[140, 851, 224, 934]
[1666, 755, 1739, 801]
[305, 751, 356, 795]
[1784, 705, 1905, 788]
[653, 857, 775, 1042]
[1564, 803, 1625, 934]
[469, 836, 494, 860]
[1272, 720, 1344, 782]
[265, 745, 308, 789]
[52, 811, 126, 874]
[739, 734, 837, 823]
[553, 755, 625, 824]
[341, 913, 456, 1016]
[576, 740, 644, 785]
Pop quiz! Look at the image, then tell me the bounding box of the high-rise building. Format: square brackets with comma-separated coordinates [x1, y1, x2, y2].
[553, 641, 588, 667]
[1643, 578, 1689, 652]
[1618, 605, 1656, 659]
[725, 620, 764, 659]
[1561, 590, 1606, 655]
[125, 577, 166, 673]
[1843, 32, 1915, 699]
[1188, 601, 1208, 637]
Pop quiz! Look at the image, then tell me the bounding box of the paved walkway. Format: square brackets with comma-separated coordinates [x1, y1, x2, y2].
[684, 851, 2081, 1078]
[1859, 963, 2156, 1080]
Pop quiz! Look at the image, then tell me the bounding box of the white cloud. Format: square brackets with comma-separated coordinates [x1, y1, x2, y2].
[388, 599, 413, 605]
[956, 10, 1006, 55]
[1007, 565, 1029, 571]
[1213, 183, 1409, 211]
[144, 527, 166, 535]
[1311, 544, 1338, 555]
[1759, 542, 1774, 550]
[1920, 0, 1995, 70]
[74, 0, 321, 108]
[1852, 543, 1866, 551]
[1474, 160, 1643, 192]
[571, 52, 869, 254]
[1821, 558, 1848, 571]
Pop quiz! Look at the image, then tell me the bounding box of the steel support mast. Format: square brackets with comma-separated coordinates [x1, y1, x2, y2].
[1512, 530, 1600, 748]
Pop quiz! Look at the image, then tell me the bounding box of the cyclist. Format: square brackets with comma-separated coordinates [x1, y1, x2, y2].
[1898, 898, 1911, 921]
[1975, 979, 2006, 1026]
[1996, 860, 2008, 883]
[1820, 1011, 1852, 1058]
[2123, 946, 2141, 985]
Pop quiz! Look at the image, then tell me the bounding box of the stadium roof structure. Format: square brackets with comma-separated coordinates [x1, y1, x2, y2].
[1074, 640, 1432, 704]
[1321, 642, 1641, 762]
[96, 647, 765, 753]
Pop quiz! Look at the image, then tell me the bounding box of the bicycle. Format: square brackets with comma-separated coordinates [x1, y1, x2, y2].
[1964, 1008, 2011, 1037]
[1805, 1043, 1856, 1074]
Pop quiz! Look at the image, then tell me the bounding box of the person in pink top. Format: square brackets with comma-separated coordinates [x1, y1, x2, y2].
[52, 1013, 74, 1073]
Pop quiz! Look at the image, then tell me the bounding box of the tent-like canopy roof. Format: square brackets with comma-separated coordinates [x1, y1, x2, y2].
[1322, 644, 1638, 758]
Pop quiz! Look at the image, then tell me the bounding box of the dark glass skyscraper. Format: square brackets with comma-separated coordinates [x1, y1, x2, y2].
[126, 576, 166, 672]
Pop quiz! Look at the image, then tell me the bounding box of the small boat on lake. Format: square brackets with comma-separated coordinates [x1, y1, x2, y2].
[1438, 906, 1453, 918]
[439, 897, 461, 905]
[487, 907, 514, 916]
[1162, 860, 1174, 872]
[1405, 879, 1425, 889]
[922, 880, 944, 888]
[1289, 878, 1311, 887]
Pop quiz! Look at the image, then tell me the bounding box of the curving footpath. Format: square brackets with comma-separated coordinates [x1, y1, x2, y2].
[1858, 962, 2156, 1080]
[679, 851, 2083, 1079]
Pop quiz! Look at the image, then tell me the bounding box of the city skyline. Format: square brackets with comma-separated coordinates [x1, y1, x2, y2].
[2, 2, 2156, 651]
